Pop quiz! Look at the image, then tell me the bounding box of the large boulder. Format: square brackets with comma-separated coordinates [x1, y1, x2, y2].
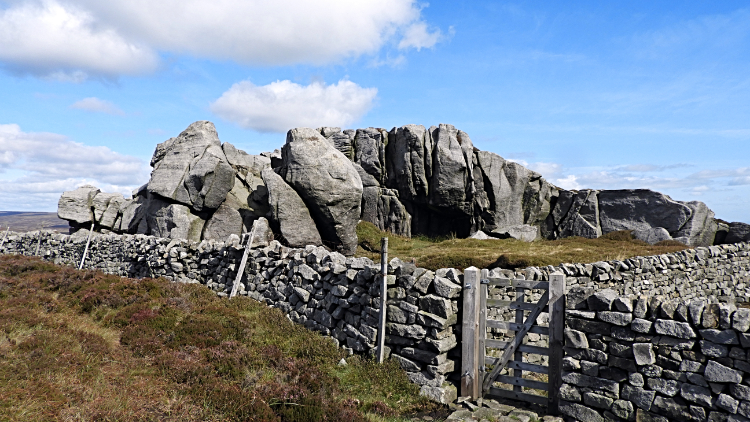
[221, 142, 271, 231]
[429, 124, 475, 210]
[353, 128, 388, 186]
[633, 227, 673, 244]
[202, 202, 243, 241]
[261, 167, 322, 248]
[119, 196, 147, 234]
[361, 187, 412, 237]
[279, 128, 363, 255]
[147, 121, 235, 212]
[146, 201, 205, 242]
[57, 185, 100, 224]
[489, 224, 538, 242]
[551, 190, 602, 239]
[92, 193, 125, 230]
[385, 124, 432, 201]
[319, 127, 355, 160]
[598, 189, 692, 234]
[725, 222, 750, 244]
[674, 201, 717, 246]
[474, 151, 557, 234]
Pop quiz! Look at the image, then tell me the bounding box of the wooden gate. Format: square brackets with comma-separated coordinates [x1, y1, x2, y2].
[461, 267, 565, 414]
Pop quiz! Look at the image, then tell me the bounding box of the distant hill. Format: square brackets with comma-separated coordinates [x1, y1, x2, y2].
[0, 212, 69, 233]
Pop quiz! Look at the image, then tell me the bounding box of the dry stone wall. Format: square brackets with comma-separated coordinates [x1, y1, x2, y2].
[560, 289, 750, 422]
[2, 230, 750, 417]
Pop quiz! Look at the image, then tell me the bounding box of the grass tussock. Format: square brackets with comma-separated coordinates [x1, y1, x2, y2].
[0, 255, 441, 421]
[356, 222, 690, 270]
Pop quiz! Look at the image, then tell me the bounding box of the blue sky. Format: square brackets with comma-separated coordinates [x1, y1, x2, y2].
[1, 0, 749, 223]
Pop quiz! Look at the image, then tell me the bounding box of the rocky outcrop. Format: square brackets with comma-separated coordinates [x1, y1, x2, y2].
[279, 128, 362, 255]
[56, 120, 747, 252]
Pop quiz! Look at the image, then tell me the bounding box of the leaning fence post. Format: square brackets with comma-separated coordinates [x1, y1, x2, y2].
[78, 221, 95, 270]
[548, 272, 566, 415]
[377, 237, 388, 363]
[230, 225, 257, 299]
[462, 266, 481, 399]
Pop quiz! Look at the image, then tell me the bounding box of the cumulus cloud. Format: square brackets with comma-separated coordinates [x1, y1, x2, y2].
[70, 97, 125, 115]
[0, 124, 148, 210]
[0, 0, 158, 79]
[0, 0, 445, 79]
[398, 21, 443, 50]
[210, 79, 378, 133]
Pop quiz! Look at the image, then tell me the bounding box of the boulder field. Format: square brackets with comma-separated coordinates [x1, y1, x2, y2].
[57, 121, 750, 255]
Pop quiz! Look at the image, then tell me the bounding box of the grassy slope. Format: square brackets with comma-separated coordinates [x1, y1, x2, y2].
[356, 221, 690, 270]
[0, 255, 441, 422]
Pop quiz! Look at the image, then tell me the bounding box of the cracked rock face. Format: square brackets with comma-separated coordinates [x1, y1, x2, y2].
[147, 121, 235, 212]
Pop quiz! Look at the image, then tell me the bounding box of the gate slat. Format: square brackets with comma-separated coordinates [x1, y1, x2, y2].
[495, 375, 549, 390]
[486, 300, 538, 311]
[487, 388, 548, 406]
[507, 360, 549, 374]
[486, 278, 549, 289]
[484, 340, 549, 356]
[485, 320, 550, 336]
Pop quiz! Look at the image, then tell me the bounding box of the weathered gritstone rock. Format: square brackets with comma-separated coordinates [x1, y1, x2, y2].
[148, 121, 235, 212]
[261, 167, 322, 248]
[57, 185, 100, 224]
[279, 127, 363, 255]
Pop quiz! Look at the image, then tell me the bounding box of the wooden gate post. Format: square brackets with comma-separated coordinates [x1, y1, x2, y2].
[376, 237, 388, 363]
[547, 273, 565, 415]
[462, 267, 481, 399]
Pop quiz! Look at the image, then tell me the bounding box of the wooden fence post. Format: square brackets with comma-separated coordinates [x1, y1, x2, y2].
[377, 237, 388, 363]
[78, 221, 95, 270]
[230, 225, 257, 299]
[547, 273, 566, 415]
[462, 266, 481, 399]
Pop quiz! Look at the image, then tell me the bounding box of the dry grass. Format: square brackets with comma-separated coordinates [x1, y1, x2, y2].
[356, 222, 690, 271]
[0, 255, 441, 422]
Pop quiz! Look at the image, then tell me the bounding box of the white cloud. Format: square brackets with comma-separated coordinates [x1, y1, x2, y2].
[554, 175, 580, 190]
[70, 97, 125, 115]
[210, 79, 378, 133]
[398, 21, 442, 50]
[0, 123, 148, 210]
[0, 0, 444, 79]
[0, 0, 159, 79]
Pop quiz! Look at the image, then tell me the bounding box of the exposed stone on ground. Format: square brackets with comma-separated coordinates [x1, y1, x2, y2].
[489, 224, 538, 242]
[633, 227, 673, 244]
